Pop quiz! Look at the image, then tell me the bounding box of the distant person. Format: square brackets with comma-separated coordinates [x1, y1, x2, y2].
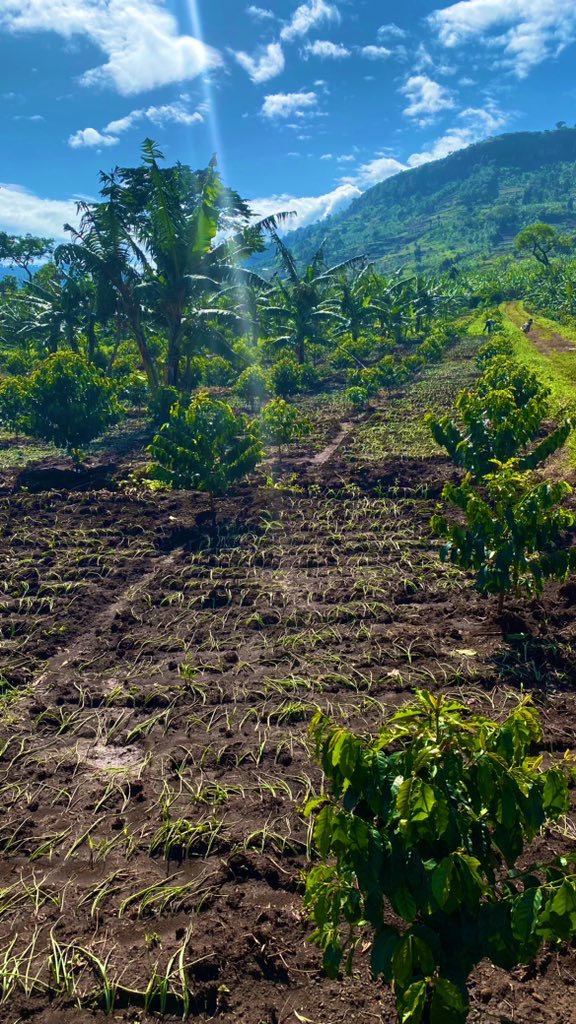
[483, 318, 497, 334]
[521, 318, 534, 334]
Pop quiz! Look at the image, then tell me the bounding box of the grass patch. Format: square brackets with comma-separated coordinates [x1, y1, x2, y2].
[503, 303, 576, 467]
[349, 335, 481, 461]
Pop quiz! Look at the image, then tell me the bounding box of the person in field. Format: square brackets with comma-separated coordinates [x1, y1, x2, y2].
[483, 318, 497, 334]
[521, 318, 534, 333]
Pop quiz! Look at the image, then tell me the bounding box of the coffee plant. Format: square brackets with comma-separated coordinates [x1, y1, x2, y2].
[259, 398, 311, 461]
[147, 392, 263, 524]
[26, 352, 120, 463]
[427, 357, 571, 478]
[431, 461, 576, 612]
[305, 690, 576, 1024]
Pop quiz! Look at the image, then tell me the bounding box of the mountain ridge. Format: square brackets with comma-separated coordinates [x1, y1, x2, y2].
[278, 127, 576, 273]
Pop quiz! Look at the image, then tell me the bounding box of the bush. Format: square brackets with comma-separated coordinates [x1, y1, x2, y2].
[476, 335, 514, 370]
[270, 357, 304, 398]
[431, 460, 576, 612]
[202, 356, 235, 387]
[149, 385, 180, 427]
[300, 362, 321, 392]
[259, 398, 311, 458]
[234, 366, 271, 411]
[147, 392, 263, 524]
[345, 386, 369, 411]
[118, 372, 149, 409]
[0, 376, 31, 435]
[26, 352, 120, 458]
[305, 690, 574, 1024]
[427, 357, 570, 478]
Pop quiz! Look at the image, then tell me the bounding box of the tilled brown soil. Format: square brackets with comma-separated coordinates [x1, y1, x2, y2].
[0, 452, 575, 1024]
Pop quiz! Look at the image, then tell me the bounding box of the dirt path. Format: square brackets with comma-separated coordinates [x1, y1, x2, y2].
[311, 420, 354, 465]
[505, 303, 576, 354]
[527, 325, 576, 355]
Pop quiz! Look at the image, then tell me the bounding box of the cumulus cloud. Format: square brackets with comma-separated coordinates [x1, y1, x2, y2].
[250, 182, 361, 232]
[361, 45, 392, 60]
[280, 0, 340, 42]
[407, 103, 508, 166]
[70, 100, 204, 147]
[0, 0, 222, 96]
[68, 127, 119, 149]
[401, 74, 455, 124]
[430, 0, 576, 77]
[261, 90, 318, 119]
[341, 155, 407, 188]
[0, 183, 77, 238]
[303, 39, 350, 58]
[378, 22, 407, 39]
[233, 42, 285, 83]
[246, 5, 275, 20]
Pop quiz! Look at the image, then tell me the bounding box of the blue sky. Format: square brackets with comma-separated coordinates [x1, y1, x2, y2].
[1, 0, 576, 240]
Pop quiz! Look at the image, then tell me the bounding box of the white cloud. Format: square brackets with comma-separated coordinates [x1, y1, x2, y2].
[378, 22, 407, 39]
[246, 5, 275, 20]
[0, 0, 222, 96]
[280, 0, 340, 42]
[303, 38, 350, 58]
[341, 156, 407, 188]
[70, 100, 204, 148]
[261, 90, 317, 119]
[401, 75, 455, 124]
[233, 42, 285, 82]
[430, 0, 576, 77]
[361, 45, 392, 59]
[250, 182, 361, 231]
[407, 104, 508, 166]
[68, 127, 119, 149]
[0, 183, 77, 238]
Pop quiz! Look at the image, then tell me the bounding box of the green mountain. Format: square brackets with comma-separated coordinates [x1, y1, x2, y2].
[283, 127, 576, 273]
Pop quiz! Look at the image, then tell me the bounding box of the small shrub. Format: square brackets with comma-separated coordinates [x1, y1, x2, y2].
[259, 398, 311, 460]
[26, 352, 120, 460]
[476, 335, 514, 370]
[119, 372, 149, 409]
[301, 362, 321, 391]
[149, 385, 180, 427]
[0, 376, 31, 435]
[431, 460, 576, 613]
[305, 690, 575, 1024]
[234, 366, 271, 411]
[202, 355, 236, 387]
[345, 386, 369, 411]
[147, 392, 263, 525]
[270, 357, 304, 398]
[427, 357, 570, 478]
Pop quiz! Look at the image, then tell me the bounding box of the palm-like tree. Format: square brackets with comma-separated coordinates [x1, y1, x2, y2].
[263, 232, 366, 363]
[328, 264, 381, 342]
[4, 265, 95, 358]
[59, 140, 291, 393]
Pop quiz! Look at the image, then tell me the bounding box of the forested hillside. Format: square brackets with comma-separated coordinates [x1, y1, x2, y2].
[284, 127, 576, 272]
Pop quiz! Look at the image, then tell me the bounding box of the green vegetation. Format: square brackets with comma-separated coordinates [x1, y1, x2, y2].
[433, 463, 576, 613]
[305, 690, 574, 1024]
[259, 397, 311, 461]
[0, 131, 576, 1024]
[282, 127, 576, 273]
[147, 392, 263, 524]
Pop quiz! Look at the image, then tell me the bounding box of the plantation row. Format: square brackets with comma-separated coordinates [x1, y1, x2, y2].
[0, 143, 575, 1024]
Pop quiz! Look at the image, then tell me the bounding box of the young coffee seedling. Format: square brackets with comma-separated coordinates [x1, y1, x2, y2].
[431, 460, 576, 613]
[427, 357, 571, 478]
[305, 690, 576, 1024]
[259, 398, 311, 465]
[148, 391, 263, 526]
